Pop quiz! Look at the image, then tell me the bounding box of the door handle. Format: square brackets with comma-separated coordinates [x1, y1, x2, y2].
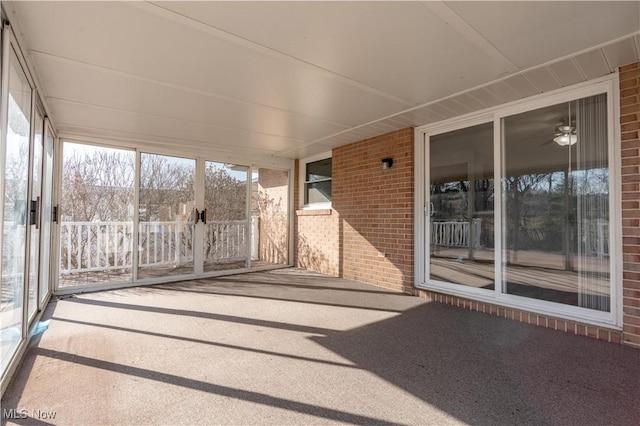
[194, 208, 207, 224]
[30, 199, 37, 226]
[35, 196, 41, 229]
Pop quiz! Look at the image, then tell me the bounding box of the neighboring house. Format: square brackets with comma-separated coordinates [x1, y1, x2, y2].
[1, 1, 639, 395]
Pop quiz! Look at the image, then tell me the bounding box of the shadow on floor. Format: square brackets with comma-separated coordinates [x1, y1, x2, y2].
[2, 268, 639, 425]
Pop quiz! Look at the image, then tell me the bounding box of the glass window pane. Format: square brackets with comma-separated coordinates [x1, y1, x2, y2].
[429, 122, 495, 290]
[39, 123, 54, 304]
[138, 153, 195, 279]
[305, 181, 332, 205]
[27, 108, 44, 320]
[203, 162, 248, 273]
[252, 168, 289, 267]
[1, 50, 32, 373]
[502, 94, 610, 311]
[306, 158, 331, 182]
[59, 143, 136, 287]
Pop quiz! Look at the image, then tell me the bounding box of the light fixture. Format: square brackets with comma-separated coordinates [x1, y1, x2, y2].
[553, 125, 577, 146]
[381, 158, 393, 169]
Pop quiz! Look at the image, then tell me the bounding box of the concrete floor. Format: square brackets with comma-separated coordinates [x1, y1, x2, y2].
[2, 268, 639, 425]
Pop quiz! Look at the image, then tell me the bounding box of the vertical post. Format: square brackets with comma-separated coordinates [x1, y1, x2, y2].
[468, 174, 476, 260]
[175, 217, 182, 266]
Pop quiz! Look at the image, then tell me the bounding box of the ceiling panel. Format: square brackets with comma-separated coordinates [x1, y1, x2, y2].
[603, 37, 640, 70]
[50, 99, 303, 153]
[548, 59, 586, 87]
[574, 50, 612, 79]
[7, 1, 640, 160]
[14, 1, 410, 126]
[524, 67, 563, 93]
[502, 74, 540, 99]
[447, 1, 640, 69]
[153, 1, 512, 104]
[33, 53, 350, 142]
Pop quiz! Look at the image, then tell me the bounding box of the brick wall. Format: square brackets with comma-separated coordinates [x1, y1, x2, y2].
[333, 128, 414, 292]
[294, 160, 341, 276]
[294, 128, 414, 288]
[620, 62, 640, 347]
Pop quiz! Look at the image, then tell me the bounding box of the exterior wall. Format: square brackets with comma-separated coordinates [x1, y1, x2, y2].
[296, 209, 340, 276]
[256, 168, 289, 264]
[294, 66, 640, 347]
[333, 128, 414, 292]
[294, 127, 414, 286]
[620, 63, 640, 347]
[294, 159, 341, 276]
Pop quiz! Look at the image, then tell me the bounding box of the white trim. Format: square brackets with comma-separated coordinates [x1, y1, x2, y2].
[298, 150, 332, 210]
[414, 75, 621, 328]
[612, 70, 624, 328]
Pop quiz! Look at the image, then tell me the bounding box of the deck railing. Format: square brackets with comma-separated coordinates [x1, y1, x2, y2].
[431, 219, 482, 248]
[59, 219, 256, 274]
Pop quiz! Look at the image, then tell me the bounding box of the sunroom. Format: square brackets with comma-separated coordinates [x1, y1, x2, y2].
[1, 0, 640, 396]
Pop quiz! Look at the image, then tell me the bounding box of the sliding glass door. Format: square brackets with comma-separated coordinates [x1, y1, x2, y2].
[57, 146, 291, 289]
[502, 94, 610, 311]
[203, 161, 249, 273]
[39, 120, 55, 305]
[429, 122, 494, 292]
[59, 143, 136, 287]
[421, 83, 614, 321]
[26, 105, 44, 321]
[138, 153, 196, 279]
[1, 47, 32, 373]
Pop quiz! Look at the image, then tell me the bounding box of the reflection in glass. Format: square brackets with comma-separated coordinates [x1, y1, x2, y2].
[27, 108, 44, 320]
[1, 51, 32, 373]
[203, 162, 248, 273]
[502, 94, 610, 311]
[39, 123, 55, 305]
[305, 158, 331, 205]
[59, 143, 136, 286]
[252, 168, 289, 267]
[429, 122, 494, 290]
[138, 153, 195, 279]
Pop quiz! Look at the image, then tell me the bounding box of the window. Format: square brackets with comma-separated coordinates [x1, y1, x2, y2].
[416, 78, 617, 326]
[301, 153, 332, 208]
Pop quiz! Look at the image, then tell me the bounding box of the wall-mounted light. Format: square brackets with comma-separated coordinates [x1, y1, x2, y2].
[381, 157, 393, 169]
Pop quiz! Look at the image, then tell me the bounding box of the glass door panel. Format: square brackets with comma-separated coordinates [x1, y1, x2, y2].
[39, 121, 54, 305]
[27, 107, 44, 320]
[429, 122, 494, 289]
[251, 168, 289, 267]
[203, 161, 248, 273]
[1, 49, 31, 372]
[138, 153, 195, 279]
[59, 143, 136, 287]
[502, 95, 610, 311]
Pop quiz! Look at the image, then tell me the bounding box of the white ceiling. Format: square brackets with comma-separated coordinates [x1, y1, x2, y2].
[5, 1, 640, 161]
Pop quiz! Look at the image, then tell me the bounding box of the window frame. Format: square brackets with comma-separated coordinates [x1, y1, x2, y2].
[414, 75, 621, 329]
[299, 151, 332, 210]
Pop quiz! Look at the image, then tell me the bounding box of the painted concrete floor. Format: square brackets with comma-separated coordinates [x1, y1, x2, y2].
[2, 268, 639, 425]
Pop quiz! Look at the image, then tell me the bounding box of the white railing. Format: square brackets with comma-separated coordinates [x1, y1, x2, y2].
[60, 219, 256, 274]
[431, 219, 482, 248]
[582, 219, 609, 257]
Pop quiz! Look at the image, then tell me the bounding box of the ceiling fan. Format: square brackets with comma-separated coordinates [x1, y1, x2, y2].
[553, 123, 577, 146]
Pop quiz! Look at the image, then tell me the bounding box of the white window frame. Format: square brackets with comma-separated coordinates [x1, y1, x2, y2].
[299, 151, 332, 210]
[414, 75, 621, 329]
